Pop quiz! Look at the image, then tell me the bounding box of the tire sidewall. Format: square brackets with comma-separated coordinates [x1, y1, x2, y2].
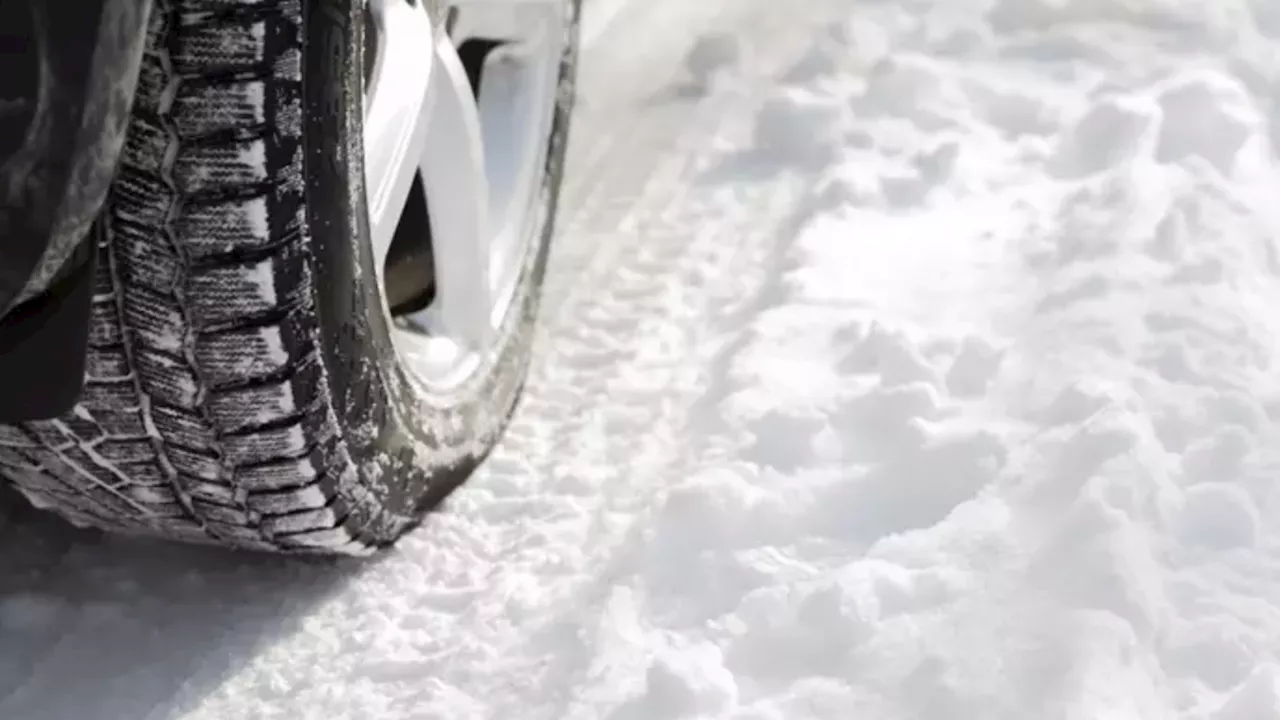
[304, 0, 580, 518]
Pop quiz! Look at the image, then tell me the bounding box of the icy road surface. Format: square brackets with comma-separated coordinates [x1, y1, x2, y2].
[5, 0, 1280, 718]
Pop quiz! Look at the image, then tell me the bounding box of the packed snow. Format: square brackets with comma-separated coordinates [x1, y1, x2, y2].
[5, 0, 1280, 718]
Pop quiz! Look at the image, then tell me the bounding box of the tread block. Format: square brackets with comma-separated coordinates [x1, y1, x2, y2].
[121, 116, 171, 177]
[79, 379, 144, 413]
[183, 0, 287, 9]
[196, 322, 302, 386]
[121, 284, 189, 355]
[186, 478, 240, 505]
[151, 519, 222, 541]
[174, 80, 267, 138]
[90, 409, 151, 439]
[57, 446, 126, 486]
[118, 484, 173, 504]
[95, 437, 160, 465]
[222, 422, 309, 466]
[191, 498, 252, 525]
[0, 425, 38, 448]
[278, 483, 384, 548]
[275, 527, 362, 552]
[175, 138, 269, 194]
[22, 424, 71, 450]
[201, 521, 274, 548]
[91, 249, 115, 295]
[86, 346, 132, 381]
[117, 228, 182, 295]
[166, 443, 222, 480]
[139, 500, 192, 519]
[89, 457, 161, 489]
[118, 496, 189, 519]
[64, 481, 151, 519]
[246, 464, 339, 513]
[151, 403, 218, 450]
[188, 256, 286, 325]
[59, 421, 106, 447]
[113, 171, 177, 229]
[179, 194, 275, 258]
[235, 451, 322, 492]
[132, 51, 170, 116]
[247, 485, 332, 515]
[208, 354, 320, 432]
[135, 349, 201, 408]
[174, 18, 268, 74]
[261, 505, 339, 537]
[0, 447, 35, 468]
[115, 459, 169, 486]
[88, 303, 125, 347]
[143, 502, 193, 520]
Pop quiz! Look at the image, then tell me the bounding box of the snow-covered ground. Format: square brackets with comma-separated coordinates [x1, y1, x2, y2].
[5, 0, 1280, 717]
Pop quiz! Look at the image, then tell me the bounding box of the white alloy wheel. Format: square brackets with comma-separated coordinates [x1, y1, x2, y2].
[363, 0, 569, 392]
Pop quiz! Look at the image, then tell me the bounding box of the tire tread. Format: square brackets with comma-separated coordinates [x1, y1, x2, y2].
[0, 0, 377, 554]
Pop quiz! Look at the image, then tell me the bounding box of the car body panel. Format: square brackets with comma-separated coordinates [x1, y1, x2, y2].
[0, 240, 95, 422]
[0, 0, 152, 421]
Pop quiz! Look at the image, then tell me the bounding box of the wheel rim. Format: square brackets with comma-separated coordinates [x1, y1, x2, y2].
[362, 0, 566, 392]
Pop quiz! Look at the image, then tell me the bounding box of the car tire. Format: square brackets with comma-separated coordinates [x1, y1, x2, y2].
[0, 0, 579, 555]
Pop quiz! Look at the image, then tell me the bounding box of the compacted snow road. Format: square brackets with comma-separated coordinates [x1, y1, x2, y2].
[5, 0, 1280, 718]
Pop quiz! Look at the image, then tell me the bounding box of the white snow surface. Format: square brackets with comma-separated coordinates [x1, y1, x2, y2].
[6, 0, 1280, 718]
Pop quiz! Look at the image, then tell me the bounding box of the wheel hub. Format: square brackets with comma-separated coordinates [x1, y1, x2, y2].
[362, 0, 566, 392]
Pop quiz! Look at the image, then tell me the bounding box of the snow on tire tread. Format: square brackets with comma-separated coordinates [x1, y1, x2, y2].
[0, 0, 375, 555]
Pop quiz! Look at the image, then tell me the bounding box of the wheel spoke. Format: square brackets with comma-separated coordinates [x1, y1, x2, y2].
[415, 33, 492, 349]
[363, 0, 435, 285]
[445, 0, 564, 313]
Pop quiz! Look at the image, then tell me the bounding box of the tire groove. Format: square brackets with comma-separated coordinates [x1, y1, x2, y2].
[153, 0, 258, 535]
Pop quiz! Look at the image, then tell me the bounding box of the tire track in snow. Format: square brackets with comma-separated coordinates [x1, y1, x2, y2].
[174, 3, 855, 718]
[0, 2, 856, 720]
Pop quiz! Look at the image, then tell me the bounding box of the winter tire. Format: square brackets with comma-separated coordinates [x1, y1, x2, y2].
[0, 0, 580, 555]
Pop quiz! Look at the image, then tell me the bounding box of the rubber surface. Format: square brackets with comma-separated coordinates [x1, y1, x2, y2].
[0, 0, 152, 420]
[0, 0, 579, 556]
[0, 0, 152, 313]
